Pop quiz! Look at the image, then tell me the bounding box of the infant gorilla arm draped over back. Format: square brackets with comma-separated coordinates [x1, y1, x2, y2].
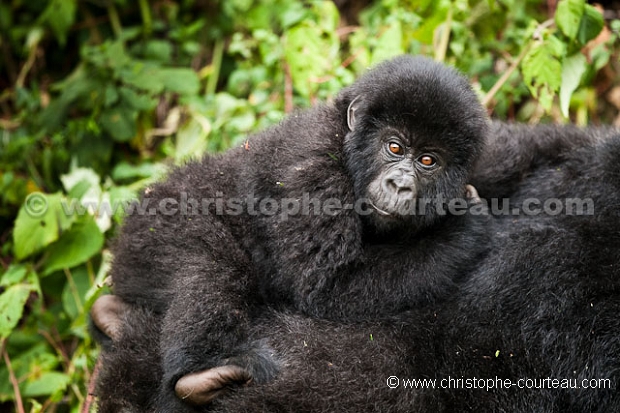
[92, 56, 491, 410]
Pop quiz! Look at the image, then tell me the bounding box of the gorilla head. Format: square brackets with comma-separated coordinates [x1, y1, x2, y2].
[338, 56, 488, 232]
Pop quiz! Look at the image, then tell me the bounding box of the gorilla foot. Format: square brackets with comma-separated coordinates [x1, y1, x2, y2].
[91, 295, 129, 341]
[173, 340, 279, 406]
[175, 365, 252, 405]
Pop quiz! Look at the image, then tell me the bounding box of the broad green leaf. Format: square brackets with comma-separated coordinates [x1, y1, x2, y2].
[143, 40, 173, 61]
[555, 0, 586, 40]
[120, 64, 165, 93]
[285, 24, 332, 97]
[521, 39, 563, 111]
[104, 41, 132, 69]
[111, 162, 167, 181]
[314, 1, 339, 32]
[61, 267, 92, 319]
[0, 265, 28, 288]
[104, 85, 119, 107]
[371, 20, 404, 65]
[411, 3, 449, 44]
[119, 87, 157, 111]
[43, 216, 104, 276]
[22, 372, 70, 398]
[39, 0, 77, 46]
[13, 193, 74, 260]
[108, 186, 139, 223]
[100, 106, 137, 141]
[577, 5, 604, 45]
[60, 167, 100, 194]
[555, 0, 585, 40]
[0, 284, 35, 338]
[160, 68, 200, 95]
[279, 2, 307, 28]
[559, 53, 587, 117]
[175, 116, 211, 163]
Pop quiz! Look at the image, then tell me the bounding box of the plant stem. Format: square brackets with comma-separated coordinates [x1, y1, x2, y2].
[138, 0, 152, 35]
[107, 3, 122, 39]
[435, 2, 453, 63]
[2, 344, 25, 413]
[206, 39, 224, 96]
[482, 18, 555, 107]
[482, 42, 532, 108]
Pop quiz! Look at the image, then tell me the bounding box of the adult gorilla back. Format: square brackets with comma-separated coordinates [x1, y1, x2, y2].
[209, 130, 620, 413]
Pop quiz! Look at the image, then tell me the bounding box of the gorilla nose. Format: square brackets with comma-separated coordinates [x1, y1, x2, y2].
[384, 177, 415, 198]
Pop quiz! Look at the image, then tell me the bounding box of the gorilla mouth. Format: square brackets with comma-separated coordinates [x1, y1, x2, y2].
[368, 195, 417, 218]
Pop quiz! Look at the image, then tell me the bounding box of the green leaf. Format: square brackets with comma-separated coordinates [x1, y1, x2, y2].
[371, 20, 404, 65]
[111, 162, 167, 181]
[119, 87, 157, 111]
[143, 40, 173, 61]
[39, 0, 77, 46]
[160, 68, 201, 95]
[22, 372, 70, 398]
[0, 265, 28, 288]
[521, 39, 563, 111]
[60, 167, 100, 195]
[13, 193, 74, 260]
[0, 284, 35, 338]
[43, 216, 104, 276]
[555, 0, 585, 40]
[175, 116, 212, 163]
[559, 53, 587, 117]
[61, 267, 92, 319]
[100, 106, 137, 141]
[314, 1, 339, 32]
[285, 24, 333, 97]
[577, 5, 604, 45]
[120, 64, 165, 93]
[279, 2, 307, 28]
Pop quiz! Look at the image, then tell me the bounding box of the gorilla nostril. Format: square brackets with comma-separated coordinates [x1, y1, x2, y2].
[384, 178, 399, 193]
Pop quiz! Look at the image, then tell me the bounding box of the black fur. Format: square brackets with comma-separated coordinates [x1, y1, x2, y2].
[96, 122, 620, 412]
[93, 56, 620, 412]
[100, 55, 492, 411]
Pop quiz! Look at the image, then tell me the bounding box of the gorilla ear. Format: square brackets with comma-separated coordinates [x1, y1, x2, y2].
[347, 95, 363, 131]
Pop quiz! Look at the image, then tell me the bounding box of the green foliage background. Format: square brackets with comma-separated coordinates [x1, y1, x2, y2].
[0, 0, 618, 411]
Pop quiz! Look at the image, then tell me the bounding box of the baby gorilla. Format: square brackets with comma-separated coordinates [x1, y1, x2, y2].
[92, 55, 490, 411]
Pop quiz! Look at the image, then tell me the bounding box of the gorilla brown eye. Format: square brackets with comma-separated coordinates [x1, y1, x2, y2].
[418, 155, 436, 167]
[388, 142, 404, 156]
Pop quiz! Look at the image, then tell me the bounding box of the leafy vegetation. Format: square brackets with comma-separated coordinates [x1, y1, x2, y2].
[0, 0, 618, 411]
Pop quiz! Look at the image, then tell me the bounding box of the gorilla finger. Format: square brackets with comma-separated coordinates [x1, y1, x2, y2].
[175, 364, 253, 406]
[465, 184, 481, 204]
[91, 295, 129, 341]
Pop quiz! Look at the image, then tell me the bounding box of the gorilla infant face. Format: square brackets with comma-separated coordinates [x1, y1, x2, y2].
[341, 56, 488, 232]
[364, 129, 445, 219]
